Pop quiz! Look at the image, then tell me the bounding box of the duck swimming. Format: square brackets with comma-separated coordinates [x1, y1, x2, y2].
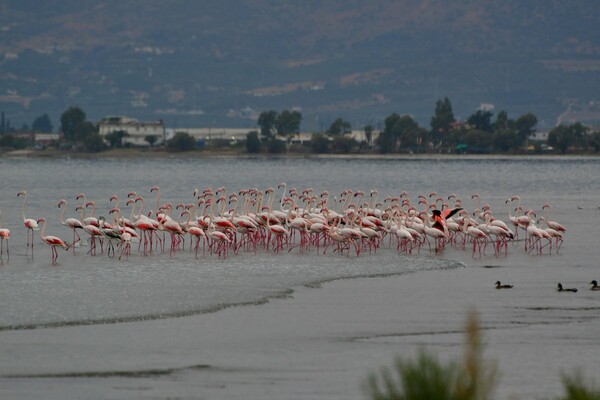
[557, 283, 577, 293]
[590, 280, 600, 290]
[495, 281, 513, 289]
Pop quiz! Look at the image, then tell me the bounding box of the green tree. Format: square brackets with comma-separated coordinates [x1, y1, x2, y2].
[332, 135, 357, 154]
[104, 130, 129, 148]
[570, 122, 590, 150]
[515, 112, 538, 143]
[467, 110, 494, 133]
[257, 110, 278, 141]
[245, 130, 262, 153]
[463, 130, 493, 152]
[0, 134, 29, 149]
[167, 132, 196, 152]
[83, 132, 106, 153]
[430, 97, 456, 149]
[267, 137, 286, 153]
[548, 123, 588, 154]
[377, 113, 401, 153]
[493, 129, 520, 152]
[32, 114, 53, 133]
[145, 134, 158, 149]
[60, 107, 87, 142]
[276, 110, 302, 137]
[548, 125, 574, 154]
[78, 121, 97, 143]
[396, 115, 421, 151]
[589, 131, 600, 152]
[311, 133, 330, 153]
[493, 110, 510, 132]
[0, 134, 15, 147]
[377, 114, 421, 153]
[327, 118, 352, 136]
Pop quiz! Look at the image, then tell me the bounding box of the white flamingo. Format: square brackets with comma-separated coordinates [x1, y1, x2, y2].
[0, 209, 11, 260]
[17, 190, 39, 255]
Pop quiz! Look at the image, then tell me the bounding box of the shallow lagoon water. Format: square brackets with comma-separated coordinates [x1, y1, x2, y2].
[0, 155, 599, 399]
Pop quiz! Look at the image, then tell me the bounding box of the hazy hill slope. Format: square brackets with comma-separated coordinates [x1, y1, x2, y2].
[0, 0, 598, 129]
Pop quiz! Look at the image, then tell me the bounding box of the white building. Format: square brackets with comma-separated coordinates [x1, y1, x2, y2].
[165, 127, 252, 143]
[98, 116, 165, 146]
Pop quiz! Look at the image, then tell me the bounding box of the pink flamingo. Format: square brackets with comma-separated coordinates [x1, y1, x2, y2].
[76, 205, 104, 255]
[108, 208, 134, 260]
[537, 216, 564, 253]
[17, 191, 39, 255]
[541, 203, 566, 233]
[423, 214, 448, 253]
[416, 199, 448, 253]
[181, 210, 206, 258]
[57, 199, 84, 252]
[324, 221, 355, 256]
[75, 194, 97, 227]
[205, 201, 231, 259]
[159, 208, 185, 257]
[84, 201, 100, 227]
[524, 211, 551, 254]
[110, 195, 134, 229]
[36, 217, 68, 264]
[460, 211, 489, 258]
[133, 196, 161, 255]
[207, 227, 231, 258]
[0, 209, 10, 260]
[98, 215, 122, 258]
[393, 215, 416, 254]
[307, 218, 330, 253]
[263, 206, 289, 253]
[480, 212, 513, 256]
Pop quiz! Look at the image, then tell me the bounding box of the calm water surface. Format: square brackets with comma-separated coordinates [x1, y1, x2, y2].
[0, 155, 599, 399]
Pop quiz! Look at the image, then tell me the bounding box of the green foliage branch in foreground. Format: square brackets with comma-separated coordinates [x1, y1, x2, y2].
[365, 311, 599, 400]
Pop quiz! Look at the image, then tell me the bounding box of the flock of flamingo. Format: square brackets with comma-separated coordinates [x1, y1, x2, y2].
[0, 184, 566, 264]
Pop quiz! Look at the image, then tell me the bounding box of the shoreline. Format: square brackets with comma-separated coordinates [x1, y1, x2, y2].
[3, 148, 600, 160]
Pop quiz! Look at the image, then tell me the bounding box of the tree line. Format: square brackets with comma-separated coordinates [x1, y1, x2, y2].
[1, 107, 167, 152]
[1, 100, 599, 154]
[249, 98, 600, 155]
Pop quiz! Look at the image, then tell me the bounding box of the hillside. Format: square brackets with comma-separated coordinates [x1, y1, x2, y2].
[0, 0, 599, 130]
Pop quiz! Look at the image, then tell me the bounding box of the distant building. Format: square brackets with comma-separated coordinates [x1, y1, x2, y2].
[98, 116, 165, 146]
[286, 130, 381, 145]
[34, 132, 62, 147]
[4, 131, 62, 148]
[288, 133, 314, 144]
[166, 127, 252, 145]
[11, 131, 34, 142]
[533, 131, 549, 141]
[347, 129, 380, 143]
[479, 103, 495, 112]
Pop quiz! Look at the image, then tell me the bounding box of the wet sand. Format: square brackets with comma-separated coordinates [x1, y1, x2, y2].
[2, 252, 599, 400]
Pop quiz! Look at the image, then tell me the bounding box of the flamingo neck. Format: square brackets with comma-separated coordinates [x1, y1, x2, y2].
[39, 219, 46, 238]
[21, 194, 27, 222]
[59, 202, 67, 225]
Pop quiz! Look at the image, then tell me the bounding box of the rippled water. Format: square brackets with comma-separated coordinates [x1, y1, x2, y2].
[1, 155, 599, 399]
[0, 155, 599, 329]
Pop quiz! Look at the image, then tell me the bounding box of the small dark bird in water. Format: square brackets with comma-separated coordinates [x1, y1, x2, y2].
[495, 281, 513, 289]
[557, 283, 577, 293]
[589, 280, 600, 290]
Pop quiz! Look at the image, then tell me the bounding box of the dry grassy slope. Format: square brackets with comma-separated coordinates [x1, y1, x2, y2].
[0, 0, 598, 127]
[2, 0, 596, 56]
